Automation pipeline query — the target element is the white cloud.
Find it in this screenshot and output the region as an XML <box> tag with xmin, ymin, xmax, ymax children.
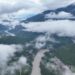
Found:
<box><xmin>35</xmin><ymin>35</ymin><xmax>46</xmax><ymax>49</ymax></box>
<box><xmin>0</xmin><ymin>44</ymin><xmax>23</xmax><ymax>64</ymax></box>
<box><xmin>24</xmin><ymin>20</ymin><xmax>75</xmax><ymax>37</ymax></box>
<box><xmin>40</xmin><ymin>0</ymin><xmax>75</xmax><ymax>9</ymax></box>
<box><xmin>58</xmin><ymin>12</ymin><xmax>72</xmax><ymax>17</ymax></box>
<box><xmin>0</xmin><ymin>44</ymin><xmax>27</xmax><ymax>75</ymax></box>
<box><xmin>35</xmin><ymin>40</ymin><xmax>46</xmax><ymax>49</ymax></box>
<box><xmin>46</xmin><ymin>57</ymin><xmax>75</xmax><ymax>75</ymax></box>
<box><xmin>18</xmin><ymin>56</ymin><xmax>27</xmax><ymax>65</ymax></box>
<box><xmin>0</xmin><ymin>0</ymin><xmax>33</xmax><ymax>14</ymax></box>
<box><xmin>34</xmin><ymin>34</ymin><xmax>59</xmax><ymax>49</ymax></box>
<box><xmin>0</xmin><ymin>0</ymin><xmax>75</xmax><ymax>19</ymax></box>
<box><xmin>0</xmin><ymin>44</ymin><xmax>23</xmax><ymax>75</ymax></box>
<box><xmin>12</xmin><ymin>8</ymin><xmax>43</xmax><ymax>20</ymax></box>
<box><xmin>46</xmin><ymin>11</ymin><xmax>73</xmax><ymax>18</ymax></box>
<box><xmin>0</xmin><ymin>0</ymin><xmax>44</xmax><ymax>20</ymax></box>
<box><xmin>0</xmin><ymin>19</ymin><xmax>20</xmax><ymax>29</ymax></box>
<box><xmin>0</xmin><ymin>0</ymin><xmax>43</xmax><ymax>14</ymax></box>
<box><xmin>1</xmin><ymin>56</ymin><xmax>27</xmax><ymax>75</ymax></box>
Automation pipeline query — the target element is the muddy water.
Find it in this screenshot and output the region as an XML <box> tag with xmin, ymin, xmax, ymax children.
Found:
<box><xmin>31</xmin><ymin>50</ymin><xmax>48</xmax><ymax>75</ymax></box>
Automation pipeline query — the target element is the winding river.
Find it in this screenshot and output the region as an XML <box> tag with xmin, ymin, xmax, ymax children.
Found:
<box><xmin>31</xmin><ymin>50</ymin><xmax>48</xmax><ymax>75</ymax></box>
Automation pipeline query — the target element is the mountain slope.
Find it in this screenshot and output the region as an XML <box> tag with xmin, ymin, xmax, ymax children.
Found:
<box><xmin>23</xmin><ymin>4</ymin><xmax>75</xmax><ymax>23</ymax></box>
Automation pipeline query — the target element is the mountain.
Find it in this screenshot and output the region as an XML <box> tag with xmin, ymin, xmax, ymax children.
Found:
<box><xmin>0</xmin><ymin>3</ymin><xmax>75</xmax><ymax>75</ymax></box>
<box><xmin>0</xmin><ymin>3</ymin><xmax>75</xmax><ymax>36</ymax></box>
<box><xmin>56</xmin><ymin>4</ymin><xmax>75</xmax><ymax>15</ymax></box>
<box><xmin>23</xmin><ymin>4</ymin><xmax>75</xmax><ymax>23</ymax></box>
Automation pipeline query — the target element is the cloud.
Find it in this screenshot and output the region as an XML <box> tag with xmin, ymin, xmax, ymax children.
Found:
<box><xmin>0</xmin><ymin>44</ymin><xmax>23</xmax><ymax>64</ymax></box>
<box><xmin>0</xmin><ymin>0</ymin><xmax>42</xmax><ymax>20</ymax></box>
<box><xmin>34</xmin><ymin>34</ymin><xmax>59</xmax><ymax>49</ymax></box>
<box><xmin>40</xmin><ymin>0</ymin><xmax>75</xmax><ymax>9</ymax></box>
<box><xmin>0</xmin><ymin>0</ymin><xmax>43</xmax><ymax>14</ymax></box>
<box><xmin>24</xmin><ymin>20</ymin><xmax>75</xmax><ymax>37</ymax></box>
<box><xmin>0</xmin><ymin>19</ymin><xmax>20</xmax><ymax>29</ymax></box>
<box><xmin>0</xmin><ymin>0</ymin><xmax>75</xmax><ymax>19</ymax></box>
<box><xmin>0</xmin><ymin>44</ymin><xmax>28</xmax><ymax>75</ymax></box>
<box><xmin>18</xmin><ymin>56</ymin><xmax>27</xmax><ymax>65</ymax></box>
<box><xmin>12</xmin><ymin>8</ymin><xmax>43</xmax><ymax>20</ymax></box>
<box><xmin>0</xmin><ymin>0</ymin><xmax>45</xmax><ymax>20</ymax></box>
<box><xmin>46</xmin><ymin>57</ymin><xmax>75</xmax><ymax>75</ymax></box>
<box><xmin>46</xmin><ymin>11</ymin><xmax>73</xmax><ymax>18</ymax></box>
<box><xmin>35</xmin><ymin>35</ymin><xmax>46</xmax><ymax>49</ymax></box>
<box><xmin>0</xmin><ymin>0</ymin><xmax>33</xmax><ymax>14</ymax></box>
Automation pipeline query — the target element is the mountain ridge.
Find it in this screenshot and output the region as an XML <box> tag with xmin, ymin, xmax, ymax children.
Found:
<box><xmin>22</xmin><ymin>4</ymin><xmax>75</xmax><ymax>23</ymax></box>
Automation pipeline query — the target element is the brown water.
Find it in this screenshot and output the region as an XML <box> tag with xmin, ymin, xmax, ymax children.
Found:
<box><xmin>31</xmin><ymin>50</ymin><xmax>48</xmax><ymax>75</ymax></box>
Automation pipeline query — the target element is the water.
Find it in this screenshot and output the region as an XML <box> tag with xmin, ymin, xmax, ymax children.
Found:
<box><xmin>31</xmin><ymin>50</ymin><xmax>48</xmax><ymax>75</ymax></box>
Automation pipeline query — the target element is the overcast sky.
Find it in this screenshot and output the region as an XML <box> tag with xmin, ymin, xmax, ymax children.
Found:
<box><xmin>0</xmin><ymin>0</ymin><xmax>75</xmax><ymax>20</ymax></box>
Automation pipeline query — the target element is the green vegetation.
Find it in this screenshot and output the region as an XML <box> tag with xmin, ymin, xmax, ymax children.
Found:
<box><xmin>40</xmin><ymin>63</ymin><xmax>55</xmax><ymax>75</ymax></box>
<box><xmin>54</xmin><ymin>43</ymin><xmax>75</xmax><ymax>66</ymax></box>
<box><xmin>0</xmin><ymin>36</ymin><xmax>34</xmax><ymax>44</ymax></box>
<box><xmin>41</xmin><ymin>42</ymin><xmax>75</xmax><ymax>75</ymax></box>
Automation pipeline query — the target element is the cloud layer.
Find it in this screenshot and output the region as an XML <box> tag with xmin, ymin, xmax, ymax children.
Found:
<box><xmin>24</xmin><ymin>20</ymin><xmax>75</xmax><ymax>37</ymax></box>
<box><xmin>0</xmin><ymin>0</ymin><xmax>75</xmax><ymax>19</ymax></box>
<box><xmin>0</xmin><ymin>44</ymin><xmax>22</xmax><ymax>65</ymax></box>
<box><xmin>46</xmin><ymin>11</ymin><xmax>73</xmax><ymax>18</ymax></box>
<box><xmin>41</xmin><ymin>0</ymin><xmax>75</xmax><ymax>9</ymax></box>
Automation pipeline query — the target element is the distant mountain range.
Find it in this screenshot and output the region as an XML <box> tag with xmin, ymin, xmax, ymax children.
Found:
<box><xmin>23</xmin><ymin>4</ymin><xmax>75</xmax><ymax>22</ymax></box>
<box><xmin>0</xmin><ymin>3</ymin><xmax>75</xmax><ymax>36</ymax></box>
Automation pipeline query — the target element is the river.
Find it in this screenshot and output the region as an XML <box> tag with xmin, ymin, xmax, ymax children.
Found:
<box><xmin>31</xmin><ymin>50</ymin><xmax>48</xmax><ymax>75</ymax></box>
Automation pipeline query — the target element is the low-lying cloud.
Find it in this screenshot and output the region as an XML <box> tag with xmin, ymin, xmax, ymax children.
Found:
<box><xmin>46</xmin><ymin>57</ymin><xmax>75</xmax><ymax>75</ymax></box>
<box><xmin>0</xmin><ymin>44</ymin><xmax>27</xmax><ymax>75</ymax></box>
<box><xmin>24</xmin><ymin>20</ymin><xmax>75</xmax><ymax>37</ymax></box>
<box><xmin>0</xmin><ymin>44</ymin><xmax>22</xmax><ymax>64</ymax></box>
<box><xmin>46</xmin><ymin>11</ymin><xmax>73</xmax><ymax>18</ymax></box>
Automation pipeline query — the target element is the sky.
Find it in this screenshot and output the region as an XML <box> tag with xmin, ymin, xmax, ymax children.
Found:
<box><xmin>0</xmin><ymin>0</ymin><xmax>75</xmax><ymax>20</ymax></box>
